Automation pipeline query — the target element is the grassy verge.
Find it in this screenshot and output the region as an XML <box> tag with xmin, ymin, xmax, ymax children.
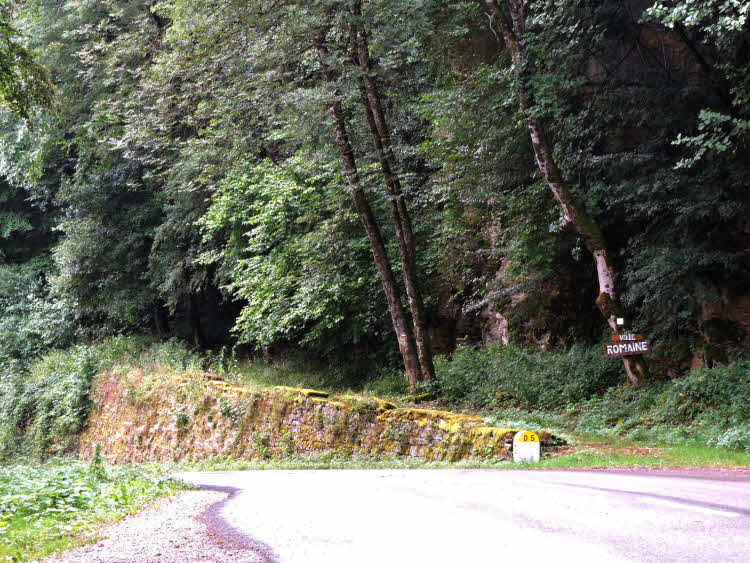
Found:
<box><xmin>0</xmin><ymin>457</ymin><xmax>187</xmax><ymax>562</ymax></box>
<box><xmin>160</xmin><ymin>438</ymin><xmax>750</xmax><ymax>473</ymax></box>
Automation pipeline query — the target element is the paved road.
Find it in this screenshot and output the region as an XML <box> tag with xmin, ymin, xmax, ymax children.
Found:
<box><xmin>177</xmin><ymin>469</ymin><xmax>750</xmax><ymax>563</ymax></box>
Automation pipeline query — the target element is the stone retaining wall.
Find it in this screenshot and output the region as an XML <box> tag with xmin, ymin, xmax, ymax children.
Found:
<box><xmin>79</xmin><ymin>368</ymin><xmax>560</xmax><ymax>463</ymax></box>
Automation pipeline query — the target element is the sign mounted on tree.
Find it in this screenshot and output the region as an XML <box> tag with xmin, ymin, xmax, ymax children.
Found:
<box><xmin>604</xmin><ymin>332</ymin><xmax>651</xmax><ymax>358</ymax></box>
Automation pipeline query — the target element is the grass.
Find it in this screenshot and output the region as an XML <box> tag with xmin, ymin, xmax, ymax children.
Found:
<box><xmin>0</xmin><ymin>456</ymin><xmax>188</xmax><ymax>562</ymax></box>
<box><xmin>223</xmin><ymin>360</ymin><xmax>335</xmax><ymax>391</ymax></box>
<box><xmin>158</xmin><ymin>437</ymin><xmax>750</xmax><ymax>473</ymax></box>
<box><xmin>658</xmin><ymin>443</ymin><xmax>750</xmax><ymax>467</ymax></box>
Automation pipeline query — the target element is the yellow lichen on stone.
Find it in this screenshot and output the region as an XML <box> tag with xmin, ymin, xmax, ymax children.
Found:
<box><xmin>332</xmin><ymin>394</ymin><xmax>397</xmax><ymax>413</ymax></box>
<box><xmin>309</xmin><ymin>396</ymin><xmax>354</xmax><ymax>411</ymax></box>
<box><xmin>379</xmin><ymin>408</ymin><xmax>481</xmax><ymax>423</ymax></box>
<box><xmin>465</xmin><ymin>426</ymin><xmax>516</xmax><ymax>439</ymax></box>
<box><xmin>78</xmin><ymin>366</ymin><xmax>561</xmax><ymax>464</ymax></box>
<box><xmin>272</xmin><ymin>386</ymin><xmax>312</xmax><ymax>399</ymax></box>
<box><xmin>299</xmin><ymin>388</ymin><xmax>329</xmax><ymax>398</ymax></box>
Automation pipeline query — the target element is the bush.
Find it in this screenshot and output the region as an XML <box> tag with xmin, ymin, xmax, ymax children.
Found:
<box><xmin>0</xmin><ymin>265</ymin><xmax>75</xmax><ymax>365</ymax></box>
<box><xmin>436</xmin><ymin>342</ymin><xmax>622</xmax><ymax>408</ymax></box>
<box><xmin>711</xmin><ymin>425</ymin><xmax>750</xmax><ymax>451</ymax></box>
<box><xmin>661</xmin><ymin>359</ymin><xmax>750</xmax><ymax>424</ymax></box>
<box><xmin>562</xmin><ymin>357</ymin><xmax>750</xmax><ymax>449</ymax></box>
<box><xmin>436</xmin><ymin>343</ymin><xmax>750</xmax><ymax>450</ymax></box>
<box><xmin>24</xmin><ymin>346</ymin><xmax>100</xmax><ymax>456</ymax></box>
<box><xmin>0</xmin><ymin>335</ymin><xmax>205</xmax><ymax>460</ymax></box>
<box><xmin>0</xmin><ymin>460</ymin><xmax>184</xmax><ymax>561</ymax></box>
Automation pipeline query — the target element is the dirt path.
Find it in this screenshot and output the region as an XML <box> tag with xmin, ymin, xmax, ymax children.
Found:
<box><xmin>38</xmin><ymin>490</ymin><xmax>269</xmax><ymax>562</ymax></box>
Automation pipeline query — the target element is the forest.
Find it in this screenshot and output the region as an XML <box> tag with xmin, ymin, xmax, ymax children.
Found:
<box><xmin>0</xmin><ymin>0</ymin><xmax>749</xmax><ymax>454</ymax></box>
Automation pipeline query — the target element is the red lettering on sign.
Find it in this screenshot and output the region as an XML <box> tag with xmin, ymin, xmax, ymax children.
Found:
<box><xmin>612</xmin><ymin>333</ymin><xmax>644</xmax><ymax>342</ymax></box>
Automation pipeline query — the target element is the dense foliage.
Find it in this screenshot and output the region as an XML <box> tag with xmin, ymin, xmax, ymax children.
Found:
<box><xmin>0</xmin><ymin>0</ymin><xmax>748</xmax><ymax>387</ymax></box>
<box><xmin>0</xmin><ymin>459</ymin><xmax>184</xmax><ymax>561</ymax></box>
<box><xmin>436</xmin><ymin>342</ymin><xmax>623</xmax><ymax>408</ymax></box>
<box><xmin>0</xmin><ymin>336</ymin><xmax>201</xmax><ymax>460</ymax></box>
<box><xmin>441</xmin><ymin>344</ymin><xmax>750</xmax><ymax>450</ymax></box>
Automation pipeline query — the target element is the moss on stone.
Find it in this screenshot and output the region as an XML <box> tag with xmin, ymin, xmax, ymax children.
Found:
<box><xmin>79</xmin><ymin>366</ymin><xmax>562</xmax><ymax>464</ymax></box>
<box><xmin>299</xmin><ymin>388</ymin><xmax>329</xmax><ymax>398</ymax></box>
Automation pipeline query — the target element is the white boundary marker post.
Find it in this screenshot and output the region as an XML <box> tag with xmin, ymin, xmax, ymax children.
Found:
<box><xmin>513</xmin><ymin>430</ymin><xmax>540</xmax><ymax>463</ymax></box>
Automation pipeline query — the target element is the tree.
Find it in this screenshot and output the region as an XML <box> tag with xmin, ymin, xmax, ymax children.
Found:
<box><xmin>315</xmin><ymin>28</ymin><xmax>423</xmax><ymax>388</ymax></box>
<box><xmin>644</xmin><ymin>0</ymin><xmax>749</xmax><ymax>166</ymax></box>
<box><xmin>348</xmin><ymin>0</ymin><xmax>435</xmax><ymax>381</ymax></box>
<box><xmin>0</xmin><ymin>0</ymin><xmax>53</xmax><ymax>119</ymax></box>
<box><xmin>148</xmin><ymin>0</ymin><xmax>432</xmax><ymax>385</ymax></box>
<box><xmin>199</xmin><ymin>158</ymin><xmax>384</xmax><ymax>356</ymax></box>
<box><xmin>485</xmin><ymin>0</ymin><xmax>649</xmax><ymax>386</ymax></box>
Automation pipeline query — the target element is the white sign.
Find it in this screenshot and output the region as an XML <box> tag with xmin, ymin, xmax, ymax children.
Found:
<box><xmin>513</xmin><ymin>430</ymin><xmax>540</xmax><ymax>463</ymax></box>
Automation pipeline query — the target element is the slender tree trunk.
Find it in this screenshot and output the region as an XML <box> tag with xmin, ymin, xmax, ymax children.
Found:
<box><xmin>348</xmin><ymin>3</ymin><xmax>435</xmax><ymax>382</ymax></box>
<box><xmin>153</xmin><ymin>301</ymin><xmax>170</xmax><ymax>338</ymax></box>
<box><xmin>485</xmin><ymin>0</ymin><xmax>648</xmax><ymax>387</ymax></box>
<box><xmin>315</xmin><ymin>32</ymin><xmax>422</xmax><ymax>389</ymax></box>
<box><xmin>185</xmin><ymin>291</ymin><xmax>207</xmax><ymax>350</ymax></box>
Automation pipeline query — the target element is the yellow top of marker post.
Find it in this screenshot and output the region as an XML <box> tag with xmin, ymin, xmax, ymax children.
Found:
<box><xmin>513</xmin><ymin>430</ymin><xmax>539</xmax><ymax>443</ymax></box>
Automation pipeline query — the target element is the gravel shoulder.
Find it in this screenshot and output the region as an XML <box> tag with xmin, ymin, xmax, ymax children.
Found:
<box><xmin>37</xmin><ymin>490</ymin><xmax>268</xmax><ymax>563</ymax></box>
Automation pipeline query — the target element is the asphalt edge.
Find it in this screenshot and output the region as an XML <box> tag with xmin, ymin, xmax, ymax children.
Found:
<box><xmin>196</xmin><ymin>484</ymin><xmax>279</xmax><ymax>563</ymax></box>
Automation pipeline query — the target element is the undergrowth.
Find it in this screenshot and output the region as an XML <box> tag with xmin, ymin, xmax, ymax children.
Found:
<box><xmin>436</xmin><ymin>345</ymin><xmax>750</xmax><ymax>452</ymax></box>
<box><xmin>0</xmin><ymin>336</ymin><xmax>203</xmax><ymax>461</ymax></box>
<box><xmin>2</xmin><ymin>334</ymin><xmax>749</xmax><ymax>464</ymax></box>
<box><xmin>209</xmin><ymin>348</ymin><xmax>399</xmax><ymax>394</ymax></box>
<box><xmin>0</xmin><ymin>455</ymin><xmax>186</xmax><ymax>561</ymax></box>
<box><xmin>435</xmin><ymin>342</ymin><xmax>623</xmax><ymax>408</ymax></box>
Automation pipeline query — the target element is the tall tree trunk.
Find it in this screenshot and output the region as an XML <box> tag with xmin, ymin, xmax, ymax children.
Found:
<box><xmin>185</xmin><ymin>291</ymin><xmax>207</xmax><ymax>350</ymax></box>
<box><xmin>315</xmin><ymin>32</ymin><xmax>422</xmax><ymax>389</ymax></box>
<box><xmin>349</xmin><ymin>3</ymin><xmax>435</xmax><ymax>382</ymax></box>
<box><xmin>485</xmin><ymin>0</ymin><xmax>648</xmax><ymax>387</ymax></box>
<box><xmin>153</xmin><ymin>300</ymin><xmax>170</xmax><ymax>338</ymax></box>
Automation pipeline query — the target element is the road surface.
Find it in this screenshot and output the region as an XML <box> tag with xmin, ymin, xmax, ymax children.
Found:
<box><xmin>177</xmin><ymin>469</ymin><xmax>750</xmax><ymax>563</ymax></box>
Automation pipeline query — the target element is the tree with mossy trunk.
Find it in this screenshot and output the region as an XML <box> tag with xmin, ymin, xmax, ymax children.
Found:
<box><xmin>484</xmin><ymin>0</ymin><xmax>648</xmax><ymax>387</ymax></box>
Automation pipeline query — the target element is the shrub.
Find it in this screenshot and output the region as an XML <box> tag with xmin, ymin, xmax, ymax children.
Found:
<box><xmin>0</xmin><ymin>460</ymin><xmax>184</xmax><ymax>561</ymax></box>
<box><xmin>0</xmin><ymin>335</ymin><xmax>204</xmax><ymax>460</ymax></box>
<box><xmin>436</xmin><ymin>342</ymin><xmax>622</xmax><ymax>408</ymax></box>
<box><xmin>711</xmin><ymin>425</ymin><xmax>750</xmax><ymax>451</ymax></box>
<box><xmin>560</xmin><ymin>357</ymin><xmax>750</xmax><ymax>448</ymax></box>
<box><xmin>661</xmin><ymin>359</ymin><xmax>750</xmax><ymax>424</ymax></box>
<box><xmin>0</xmin><ymin>346</ymin><xmax>101</xmax><ymax>459</ymax></box>
<box><xmin>0</xmin><ymin>265</ymin><xmax>75</xmax><ymax>365</ymax></box>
